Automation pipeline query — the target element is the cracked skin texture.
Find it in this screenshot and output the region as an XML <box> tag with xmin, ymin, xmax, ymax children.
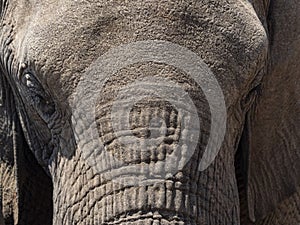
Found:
<box><xmin>0</xmin><ymin>0</ymin><xmax>299</xmax><ymax>224</ymax></box>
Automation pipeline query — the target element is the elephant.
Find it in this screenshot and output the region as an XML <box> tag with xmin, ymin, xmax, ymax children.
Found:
<box><xmin>0</xmin><ymin>0</ymin><xmax>299</xmax><ymax>224</ymax></box>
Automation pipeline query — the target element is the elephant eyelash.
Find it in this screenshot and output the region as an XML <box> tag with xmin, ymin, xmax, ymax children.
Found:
<box><xmin>18</xmin><ymin>63</ymin><xmax>41</xmax><ymax>89</ymax></box>
<box><xmin>22</xmin><ymin>72</ymin><xmax>37</xmax><ymax>88</ymax></box>
<box><xmin>20</xmin><ymin>72</ymin><xmax>45</xmax><ymax>96</ymax></box>
<box><xmin>19</xmin><ymin>71</ymin><xmax>56</xmax><ymax>122</ymax></box>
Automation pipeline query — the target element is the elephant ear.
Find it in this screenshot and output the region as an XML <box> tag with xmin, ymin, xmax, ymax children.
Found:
<box><xmin>0</xmin><ymin>72</ymin><xmax>19</xmax><ymax>224</ymax></box>
<box><xmin>243</xmin><ymin>0</ymin><xmax>300</xmax><ymax>222</ymax></box>
<box><xmin>0</xmin><ymin>0</ymin><xmax>9</xmax><ymax>19</ymax></box>
<box><xmin>0</xmin><ymin>71</ymin><xmax>53</xmax><ymax>225</ymax></box>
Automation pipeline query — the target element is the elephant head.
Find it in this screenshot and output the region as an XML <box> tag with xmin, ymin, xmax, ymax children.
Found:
<box><xmin>0</xmin><ymin>0</ymin><xmax>299</xmax><ymax>224</ymax></box>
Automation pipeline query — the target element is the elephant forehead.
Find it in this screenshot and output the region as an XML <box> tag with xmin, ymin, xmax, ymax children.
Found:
<box><xmin>16</xmin><ymin>0</ymin><xmax>267</xmax><ymax>103</ymax></box>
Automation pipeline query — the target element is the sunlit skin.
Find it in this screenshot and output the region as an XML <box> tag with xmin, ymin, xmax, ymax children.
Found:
<box><xmin>0</xmin><ymin>1</ymin><xmax>299</xmax><ymax>224</ymax></box>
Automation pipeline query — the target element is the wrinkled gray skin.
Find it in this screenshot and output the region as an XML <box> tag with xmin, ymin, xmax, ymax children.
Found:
<box><xmin>0</xmin><ymin>0</ymin><xmax>299</xmax><ymax>224</ymax></box>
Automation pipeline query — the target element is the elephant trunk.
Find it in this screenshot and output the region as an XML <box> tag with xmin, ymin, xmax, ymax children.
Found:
<box><xmin>51</xmin><ymin>63</ymin><xmax>239</xmax><ymax>224</ymax></box>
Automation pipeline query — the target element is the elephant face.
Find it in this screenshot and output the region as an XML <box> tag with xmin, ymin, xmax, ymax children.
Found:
<box><xmin>1</xmin><ymin>0</ymin><xmax>299</xmax><ymax>225</ymax></box>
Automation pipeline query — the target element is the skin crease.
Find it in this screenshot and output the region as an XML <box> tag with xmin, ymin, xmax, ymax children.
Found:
<box><xmin>0</xmin><ymin>0</ymin><xmax>299</xmax><ymax>225</ymax></box>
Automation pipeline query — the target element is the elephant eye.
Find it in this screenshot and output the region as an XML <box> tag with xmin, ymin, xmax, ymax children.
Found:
<box><xmin>22</xmin><ymin>73</ymin><xmax>36</xmax><ymax>88</ymax></box>
<box><xmin>20</xmin><ymin>72</ymin><xmax>55</xmax><ymax>122</ymax></box>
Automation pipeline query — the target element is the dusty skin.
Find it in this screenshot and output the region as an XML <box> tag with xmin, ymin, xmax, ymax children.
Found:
<box><xmin>0</xmin><ymin>0</ymin><xmax>299</xmax><ymax>224</ymax></box>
